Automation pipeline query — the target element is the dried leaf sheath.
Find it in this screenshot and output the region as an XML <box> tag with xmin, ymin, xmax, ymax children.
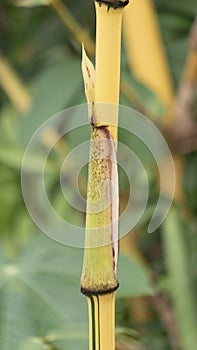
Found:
<box><xmin>81</xmin><ymin>125</ymin><xmax>119</xmax><ymax>294</ymax></box>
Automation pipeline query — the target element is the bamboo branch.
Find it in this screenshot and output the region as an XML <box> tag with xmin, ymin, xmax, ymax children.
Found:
<box><xmin>0</xmin><ymin>53</ymin><xmax>31</xmax><ymax>114</ymax></box>
<box><xmin>48</xmin><ymin>0</ymin><xmax>94</xmax><ymax>57</ymax></box>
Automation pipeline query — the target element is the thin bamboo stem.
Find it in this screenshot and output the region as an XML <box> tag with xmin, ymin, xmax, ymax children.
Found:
<box><xmin>0</xmin><ymin>53</ymin><xmax>31</xmax><ymax>113</ymax></box>
<box><xmin>49</xmin><ymin>0</ymin><xmax>94</xmax><ymax>57</ymax></box>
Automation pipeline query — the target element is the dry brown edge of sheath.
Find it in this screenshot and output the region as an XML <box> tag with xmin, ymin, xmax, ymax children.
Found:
<box><xmin>95</xmin><ymin>0</ymin><xmax>129</xmax><ymax>9</ymax></box>
<box><xmin>81</xmin><ymin>283</ymin><xmax>119</xmax><ymax>296</ymax></box>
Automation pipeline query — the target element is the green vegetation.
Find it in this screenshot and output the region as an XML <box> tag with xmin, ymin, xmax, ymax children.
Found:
<box><xmin>0</xmin><ymin>1</ymin><xmax>196</xmax><ymax>349</ymax></box>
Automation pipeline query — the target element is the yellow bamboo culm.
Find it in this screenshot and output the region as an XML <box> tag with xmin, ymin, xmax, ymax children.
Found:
<box><xmin>81</xmin><ymin>2</ymin><xmax>129</xmax><ymax>350</ymax></box>
<box><xmin>87</xmin><ymin>294</ymin><xmax>115</xmax><ymax>350</ymax></box>
<box><xmin>123</xmin><ymin>0</ymin><xmax>174</xmax><ymax>115</ymax></box>
<box><xmin>121</xmin><ymin>0</ymin><xmax>176</xmax><ymax>326</ymax></box>
<box><xmin>123</xmin><ymin>0</ymin><xmax>181</xmax><ymax>201</ymax></box>
<box><xmin>94</xmin><ymin>2</ymin><xmax>124</xmax><ymax>140</ymax></box>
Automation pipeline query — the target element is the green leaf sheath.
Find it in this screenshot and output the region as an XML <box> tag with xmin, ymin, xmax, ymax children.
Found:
<box><xmin>81</xmin><ymin>126</ymin><xmax>119</xmax><ymax>295</ymax></box>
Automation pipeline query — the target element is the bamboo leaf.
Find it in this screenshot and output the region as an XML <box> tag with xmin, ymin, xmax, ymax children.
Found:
<box><xmin>17</xmin><ymin>56</ymin><xmax>83</xmax><ymax>146</ymax></box>
<box><xmin>19</xmin><ymin>338</ymin><xmax>45</xmax><ymax>350</ymax></box>
<box><xmin>0</xmin><ymin>234</ymin><xmax>152</xmax><ymax>349</ymax></box>
<box><xmin>0</xmin><ymin>235</ymin><xmax>88</xmax><ymax>350</ymax></box>
<box><xmin>117</xmin><ymin>254</ymin><xmax>154</xmax><ymax>298</ymax></box>
<box><xmin>163</xmin><ymin>207</ymin><xmax>197</xmax><ymax>350</ymax></box>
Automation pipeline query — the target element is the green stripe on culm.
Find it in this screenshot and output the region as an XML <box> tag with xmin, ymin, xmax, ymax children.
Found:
<box><xmin>88</xmin><ymin>295</ymin><xmax>102</xmax><ymax>350</ymax></box>
<box><xmin>89</xmin><ymin>295</ymin><xmax>96</xmax><ymax>350</ymax></box>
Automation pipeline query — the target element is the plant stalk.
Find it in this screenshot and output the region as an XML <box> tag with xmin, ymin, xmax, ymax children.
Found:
<box><xmin>81</xmin><ymin>1</ymin><xmax>129</xmax><ymax>349</ymax></box>
<box><xmin>0</xmin><ymin>53</ymin><xmax>31</xmax><ymax>114</ymax></box>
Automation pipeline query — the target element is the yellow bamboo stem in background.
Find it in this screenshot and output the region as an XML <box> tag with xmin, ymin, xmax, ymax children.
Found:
<box><xmin>123</xmin><ymin>0</ymin><xmax>184</xmax><ymax>205</ymax></box>
<box><xmin>123</xmin><ymin>0</ymin><xmax>174</xmax><ymax>114</ymax></box>
<box><xmin>121</xmin><ymin>0</ymin><xmax>176</xmax><ymax>327</ymax></box>
<box><xmin>184</xmin><ymin>51</ymin><xmax>197</xmax><ymax>85</ymax></box>
<box><xmin>0</xmin><ymin>54</ymin><xmax>31</xmax><ymax>114</ymax></box>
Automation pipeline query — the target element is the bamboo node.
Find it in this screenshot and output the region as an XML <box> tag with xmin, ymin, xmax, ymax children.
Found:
<box><xmin>81</xmin><ymin>283</ymin><xmax>119</xmax><ymax>296</ymax></box>
<box><xmin>95</xmin><ymin>0</ymin><xmax>129</xmax><ymax>10</ymax></box>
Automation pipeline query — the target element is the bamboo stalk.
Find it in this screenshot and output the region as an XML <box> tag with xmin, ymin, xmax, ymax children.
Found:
<box><xmin>87</xmin><ymin>294</ymin><xmax>116</xmax><ymax>350</ymax></box>
<box><xmin>49</xmin><ymin>0</ymin><xmax>94</xmax><ymax>57</ymax></box>
<box><xmin>123</xmin><ymin>0</ymin><xmax>174</xmax><ymax>112</ymax></box>
<box><xmin>93</xmin><ymin>1</ymin><xmax>124</xmax><ymax>140</ymax></box>
<box><xmin>0</xmin><ymin>53</ymin><xmax>31</xmax><ymax>114</ymax></box>
<box><xmin>81</xmin><ymin>1</ymin><xmax>129</xmax><ymax>349</ymax></box>
<box><xmin>121</xmin><ymin>0</ymin><xmax>175</xmax><ymax>328</ymax></box>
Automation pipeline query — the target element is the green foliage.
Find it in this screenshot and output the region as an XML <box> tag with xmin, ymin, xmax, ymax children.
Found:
<box><xmin>117</xmin><ymin>254</ymin><xmax>153</xmax><ymax>298</ymax></box>
<box><xmin>183</xmin><ymin>153</ymin><xmax>197</xmax><ymax>213</ymax></box>
<box><xmin>163</xmin><ymin>207</ymin><xmax>197</xmax><ymax>350</ymax></box>
<box><xmin>0</xmin><ymin>235</ymin><xmax>152</xmax><ymax>350</ymax></box>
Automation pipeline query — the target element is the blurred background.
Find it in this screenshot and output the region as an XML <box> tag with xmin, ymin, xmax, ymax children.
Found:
<box><xmin>0</xmin><ymin>1</ymin><xmax>197</xmax><ymax>349</ymax></box>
